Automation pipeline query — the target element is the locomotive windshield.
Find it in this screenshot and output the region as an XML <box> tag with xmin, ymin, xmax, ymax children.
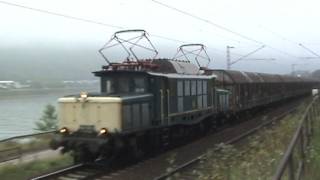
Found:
<box><xmin>104</xmin><ymin>76</ymin><xmax>147</xmax><ymax>95</ymax></box>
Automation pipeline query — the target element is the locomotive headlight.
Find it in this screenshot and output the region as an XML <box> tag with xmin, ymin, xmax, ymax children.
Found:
<box><xmin>59</xmin><ymin>127</ymin><xmax>69</xmax><ymax>134</ymax></box>
<box><xmin>80</xmin><ymin>92</ymin><xmax>88</xmax><ymax>98</ymax></box>
<box><xmin>99</xmin><ymin>128</ymin><xmax>108</xmax><ymax>135</ymax></box>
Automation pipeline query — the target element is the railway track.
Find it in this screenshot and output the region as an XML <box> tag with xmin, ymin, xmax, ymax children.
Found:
<box><xmin>31</xmin><ymin>163</ymin><xmax>106</xmax><ymax>180</ymax></box>
<box><xmin>30</xmin><ymin>98</ymin><xmax>305</xmax><ymax>180</ymax></box>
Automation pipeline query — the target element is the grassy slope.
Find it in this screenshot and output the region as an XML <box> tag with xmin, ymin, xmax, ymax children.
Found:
<box><xmin>171</xmin><ymin>100</ymin><xmax>310</xmax><ymax>179</ymax></box>
<box><xmin>305</xmin><ymin>111</ymin><xmax>320</xmax><ymax>180</ymax></box>
<box><xmin>0</xmin><ymin>153</ymin><xmax>73</xmax><ymax>180</ymax></box>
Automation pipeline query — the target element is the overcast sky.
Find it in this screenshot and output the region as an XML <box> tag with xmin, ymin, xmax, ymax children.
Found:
<box><xmin>1</xmin><ymin>0</ymin><xmax>320</xmax><ymax>73</ymax></box>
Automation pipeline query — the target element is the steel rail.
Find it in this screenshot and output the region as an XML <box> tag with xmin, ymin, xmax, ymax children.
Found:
<box><xmin>154</xmin><ymin>106</ymin><xmax>298</xmax><ymax>180</ymax></box>
<box><xmin>30</xmin><ymin>156</ymin><xmax>114</xmax><ymax>180</ymax></box>
<box><xmin>30</xmin><ymin>163</ymin><xmax>84</xmax><ymax>180</ymax></box>
<box><xmin>0</xmin><ymin>131</ymin><xmax>56</xmax><ymax>143</ymax></box>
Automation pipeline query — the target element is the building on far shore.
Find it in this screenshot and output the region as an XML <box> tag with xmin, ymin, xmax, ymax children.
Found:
<box><xmin>0</xmin><ymin>80</ymin><xmax>98</xmax><ymax>89</ymax></box>
<box><xmin>62</xmin><ymin>80</ymin><xmax>99</xmax><ymax>87</ymax></box>
<box><xmin>0</xmin><ymin>81</ymin><xmax>29</xmax><ymax>89</ymax></box>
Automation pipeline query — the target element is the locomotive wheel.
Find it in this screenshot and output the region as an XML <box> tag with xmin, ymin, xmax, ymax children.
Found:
<box><xmin>132</xmin><ymin>145</ymin><xmax>144</xmax><ymax>160</ymax></box>
<box><xmin>73</xmin><ymin>148</ymin><xmax>96</xmax><ymax>163</ymax></box>
<box><xmin>129</xmin><ymin>137</ymin><xmax>145</xmax><ymax>160</ymax></box>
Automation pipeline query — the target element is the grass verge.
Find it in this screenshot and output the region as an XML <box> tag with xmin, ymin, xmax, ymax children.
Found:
<box><xmin>305</xmin><ymin>109</ymin><xmax>320</xmax><ymax>180</ymax></box>
<box><xmin>0</xmin><ymin>133</ymin><xmax>53</xmax><ymax>162</ymax></box>
<box><xmin>170</xmin><ymin>100</ymin><xmax>310</xmax><ymax>179</ymax></box>
<box><xmin>0</xmin><ymin>153</ymin><xmax>73</xmax><ymax>180</ymax></box>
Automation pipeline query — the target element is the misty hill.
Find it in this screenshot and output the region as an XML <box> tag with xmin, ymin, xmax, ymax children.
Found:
<box><xmin>1</xmin><ymin>45</ymin><xmax>104</xmax><ymax>81</ymax></box>
<box><xmin>3</xmin><ymin>44</ymin><xmax>320</xmax><ymax>83</ymax></box>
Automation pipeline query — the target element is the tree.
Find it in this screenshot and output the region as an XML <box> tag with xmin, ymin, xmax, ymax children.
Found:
<box><xmin>35</xmin><ymin>104</ymin><xmax>58</xmax><ymax>131</ymax></box>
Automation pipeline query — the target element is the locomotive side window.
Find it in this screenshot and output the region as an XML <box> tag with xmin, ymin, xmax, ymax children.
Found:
<box><xmin>133</xmin><ymin>78</ymin><xmax>146</xmax><ymax>93</ymax></box>
<box><xmin>177</xmin><ymin>80</ymin><xmax>183</xmax><ymax>96</ymax></box>
<box><xmin>106</xmin><ymin>79</ymin><xmax>116</xmax><ymax>94</ymax></box>
<box><xmin>177</xmin><ymin>80</ymin><xmax>184</xmax><ymax>112</ymax></box>
<box><xmin>203</xmin><ymin>80</ymin><xmax>207</xmax><ymax>94</ymax></box>
<box><xmin>191</xmin><ymin>80</ymin><xmax>197</xmax><ymax>95</ymax></box>
<box><xmin>184</xmin><ymin>80</ymin><xmax>191</xmax><ymax>96</ymax></box>
<box><xmin>104</xmin><ymin>76</ymin><xmax>147</xmax><ymax>94</ymax></box>
<box><xmin>197</xmin><ymin>80</ymin><xmax>203</xmax><ymax>94</ymax></box>
<box><xmin>203</xmin><ymin>80</ymin><xmax>208</xmax><ymax>107</ymax></box>
<box><xmin>118</xmin><ymin>78</ymin><xmax>130</xmax><ymax>93</ymax></box>
<box><xmin>197</xmin><ymin>80</ymin><xmax>203</xmax><ymax>108</ymax></box>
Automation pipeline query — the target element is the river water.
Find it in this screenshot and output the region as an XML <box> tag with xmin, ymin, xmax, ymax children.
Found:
<box><xmin>0</xmin><ymin>87</ymin><xmax>98</xmax><ymax>140</ymax></box>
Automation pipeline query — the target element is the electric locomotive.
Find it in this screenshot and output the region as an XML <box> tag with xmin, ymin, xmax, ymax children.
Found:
<box><xmin>51</xmin><ymin>30</ymin><xmax>220</xmax><ymax>162</ymax></box>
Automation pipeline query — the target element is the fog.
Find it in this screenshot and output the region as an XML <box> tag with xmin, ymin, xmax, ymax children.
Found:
<box><xmin>1</xmin><ymin>0</ymin><xmax>320</xmax><ymax>81</ymax></box>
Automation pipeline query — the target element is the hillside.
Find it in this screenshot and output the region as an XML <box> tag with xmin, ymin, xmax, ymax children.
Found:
<box><xmin>0</xmin><ymin>45</ymin><xmax>103</xmax><ymax>81</ymax></box>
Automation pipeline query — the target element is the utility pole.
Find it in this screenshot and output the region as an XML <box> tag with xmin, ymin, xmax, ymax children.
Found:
<box><xmin>291</xmin><ymin>64</ymin><xmax>297</xmax><ymax>76</ymax></box>
<box><xmin>226</xmin><ymin>45</ymin><xmax>269</xmax><ymax>70</ymax></box>
<box><xmin>291</xmin><ymin>63</ymin><xmax>308</xmax><ymax>76</ymax></box>
<box><xmin>226</xmin><ymin>46</ymin><xmax>234</xmax><ymax>70</ymax></box>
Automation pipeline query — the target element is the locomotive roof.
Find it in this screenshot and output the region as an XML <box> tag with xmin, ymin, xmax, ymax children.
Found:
<box><xmin>94</xmin><ymin>58</ymin><xmax>203</xmax><ymax>75</ymax></box>
<box><xmin>151</xmin><ymin>59</ymin><xmax>200</xmax><ymax>74</ymax></box>
<box><xmin>93</xmin><ymin>58</ymin><xmax>217</xmax><ymax>79</ymax></box>
<box><xmin>94</xmin><ymin>70</ymin><xmax>215</xmax><ymax>79</ymax></box>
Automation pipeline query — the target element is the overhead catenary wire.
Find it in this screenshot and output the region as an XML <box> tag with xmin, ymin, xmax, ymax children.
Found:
<box><xmin>150</xmin><ymin>0</ymin><xmax>300</xmax><ymax>59</ymax></box>
<box><xmin>0</xmin><ymin>1</ymin><xmax>185</xmax><ymax>45</ymax></box>
<box><xmin>150</xmin><ymin>0</ymin><xmax>264</xmax><ymax>45</ymax></box>
<box><xmin>0</xmin><ymin>0</ymin><xmax>248</xmax><ymax>58</ymax></box>
<box><xmin>257</xmin><ymin>25</ymin><xmax>299</xmax><ymax>45</ymax></box>
<box><xmin>230</xmin><ymin>45</ymin><xmax>266</xmax><ymax>65</ymax></box>
<box><xmin>0</xmin><ymin>0</ymin><xmax>296</xmax><ymax>60</ymax></box>
<box><xmin>299</xmin><ymin>43</ymin><xmax>320</xmax><ymax>59</ymax></box>
<box><xmin>257</xmin><ymin>25</ymin><xmax>320</xmax><ymax>59</ymax></box>
<box><xmin>0</xmin><ymin>0</ymin><xmax>125</xmax><ymax>29</ymax></box>
<box><xmin>0</xmin><ymin>0</ymin><xmax>240</xmax><ymax>57</ymax></box>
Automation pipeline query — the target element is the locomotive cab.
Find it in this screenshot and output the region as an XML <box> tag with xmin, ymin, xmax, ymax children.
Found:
<box><xmin>53</xmin><ymin>71</ymin><xmax>154</xmax><ymax>159</ymax></box>
<box><xmin>100</xmin><ymin>72</ymin><xmax>149</xmax><ymax>95</ymax></box>
<box><xmin>57</xmin><ymin>71</ymin><xmax>152</xmax><ymax>135</ymax></box>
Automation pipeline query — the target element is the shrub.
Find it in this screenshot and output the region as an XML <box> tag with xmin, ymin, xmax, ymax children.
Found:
<box><xmin>34</xmin><ymin>104</ymin><xmax>57</xmax><ymax>131</ymax></box>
